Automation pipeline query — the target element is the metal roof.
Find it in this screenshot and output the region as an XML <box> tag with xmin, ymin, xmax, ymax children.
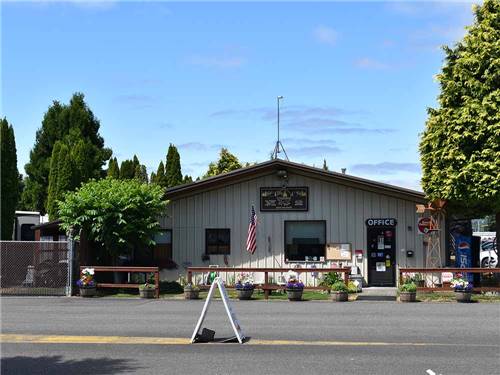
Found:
<box><xmin>166</xmin><ymin>159</ymin><xmax>426</xmax><ymax>202</ymax></box>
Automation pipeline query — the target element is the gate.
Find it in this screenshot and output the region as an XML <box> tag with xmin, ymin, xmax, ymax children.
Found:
<box><xmin>0</xmin><ymin>241</ymin><xmax>72</xmax><ymax>296</ymax></box>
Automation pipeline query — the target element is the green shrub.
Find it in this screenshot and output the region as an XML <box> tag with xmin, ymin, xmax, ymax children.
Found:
<box><xmin>320</xmin><ymin>272</ymin><xmax>342</xmax><ymax>288</ymax></box>
<box><xmin>160</xmin><ymin>281</ymin><xmax>183</xmax><ymax>294</ymax></box>
<box><xmin>347</xmin><ymin>281</ymin><xmax>358</xmax><ymax>294</ymax></box>
<box><xmin>399</xmin><ymin>282</ymin><xmax>417</xmax><ymax>293</ymax></box>
<box><xmin>331</xmin><ymin>281</ymin><xmax>348</xmax><ymax>292</ymax></box>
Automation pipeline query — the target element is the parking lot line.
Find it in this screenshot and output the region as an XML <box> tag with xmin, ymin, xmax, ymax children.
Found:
<box><xmin>1</xmin><ymin>334</ymin><xmax>498</xmax><ymax>348</ymax></box>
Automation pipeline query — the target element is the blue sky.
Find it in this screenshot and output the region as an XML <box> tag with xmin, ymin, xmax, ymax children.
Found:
<box><xmin>2</xmin><ymin>1</ymin><xmax>476</xmax><ymax>190</ymax></box>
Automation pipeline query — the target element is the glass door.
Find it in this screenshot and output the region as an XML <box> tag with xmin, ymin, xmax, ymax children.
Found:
<box><xmin>367</xmin><ymin>227</ymin><xmax>396</xmax><ymax>286</ymax></box>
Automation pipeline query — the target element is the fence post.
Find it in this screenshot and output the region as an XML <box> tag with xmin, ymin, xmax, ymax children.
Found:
<box><xmin>155</xmin><ymin>268</ymin><xmax>160</xmax><ymax>299</ymax></box>
<box><xmin>66</xmin><ymin>238</ymin><xmax>75</xmax><ymax>296</ymax></box>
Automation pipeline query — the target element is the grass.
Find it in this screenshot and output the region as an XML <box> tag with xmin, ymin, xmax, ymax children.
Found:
<box><xmin>416</xmin><ymin>291</ymin><xmax>500</xmax><ymax>303</ymax></box>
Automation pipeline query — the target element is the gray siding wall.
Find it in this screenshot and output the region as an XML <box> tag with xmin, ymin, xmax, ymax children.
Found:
<box><xmin>160</xmin><ymin>171</ymin><xmax>434</xmax><ymax>283</ymax></box>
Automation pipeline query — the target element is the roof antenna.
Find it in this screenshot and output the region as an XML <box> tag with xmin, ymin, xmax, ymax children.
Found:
<box><xmin>271</xmin><ymin>96</ymin><xmax>289</xmax><ymax>160</ymax></box>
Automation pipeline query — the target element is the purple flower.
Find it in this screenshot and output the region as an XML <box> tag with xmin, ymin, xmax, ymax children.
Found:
<box><xmin>286</xmin><ymin>281</ymin><xmax>304</xmax><ymax>290</ymax></box>
<box><xmin>235</xmin><ymin>281</ymin><xmax>254</xmax><ymax>290</ymax></box>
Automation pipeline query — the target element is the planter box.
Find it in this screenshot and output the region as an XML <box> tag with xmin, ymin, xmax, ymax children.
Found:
<box><xmin>236</xmin><ymin>289</ymin><xmax>254</xmax><ymax>300</ymax></box>
<box><xmin>455</xmin><ymin>291</ymin><xmax>472</xmax><ymax>303</ymax></box>
<box><xmin>79</xmin><ymin>287</ymin><xmax>96</xmax><ymax>298</ymax></box>
<box><xmin>184</xmin><ymin>290</ymin><xmax>199</xmax><ymax>300</ymax></box>
<box><xmin>332</xmin><ymin>291</ymin><xmax>348</xmax><ymax>302</ymax></box>
<box><xmin>139</xmin><ymin>288</ymin><xmax>155</xmax><ymax>299</ymax></box>
<box><xmin>400</xmin><ymin>291</ymin><xmax>416</xmax><ymax>302</ymax></box>
<box><xmin>286</xmin><ymin>289</ymin><xmax>303</xmax><ymax>301</ymax></box>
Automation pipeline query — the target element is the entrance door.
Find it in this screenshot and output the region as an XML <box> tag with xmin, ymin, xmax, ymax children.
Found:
<box><xmin>367</xmin><ymin>226</ymin><xmax>396</xmax><ymax>286</ymax></box>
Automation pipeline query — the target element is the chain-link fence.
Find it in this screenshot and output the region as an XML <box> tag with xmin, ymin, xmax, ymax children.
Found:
<box><xmin>0</xmin><ymin>241</ymin><xmax>72</xmax><ymax>296</ymax></box>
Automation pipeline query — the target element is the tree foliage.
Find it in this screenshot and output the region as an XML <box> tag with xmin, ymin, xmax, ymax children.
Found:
<box><xmin>22</xmin><ymin>93</ymin><xmax>111</xmax><ymax>213</ymax></box>
<box><xmin>165</xmin><ymin>144</ymin><xmax>182</xmax><ymax>188</ymax></box>
<box><xmin>58</xmin><ymin>178</ymin><xmax>167</xmax><ymax>261</ymax></box>
<box><xmin>151</xmin><ymin>161</ymin><xmax>166</xmax><ymax>187</ymax></box>
<box><xmin>1</xmin><ymin>118</ymin><xmax>19</xmax><ymax>239</ymax></box>
<box><xmin>419</xmin><ymin>0</ymin><xmax>500</xmax><ymax>216</ymax></box>
<box><xmin>107</xmin><ymin>157</ymin><xmax>120</xmax><ymax>179</ymax></box>
<box><xmin>204</xmin><ymin>148</ymin><xmax>242</xmax><ymax>178</ymax></box>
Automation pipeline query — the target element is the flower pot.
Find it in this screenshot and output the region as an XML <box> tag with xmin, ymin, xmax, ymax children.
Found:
<box><xmin>236</xmin><ymin>289</ymin><xmax>254</xmax><ymax>300</ymax></box>
<box><xmin>79</xmin><ymin>287</ymin><xmax>96</xmax><ymax>297</ymax></box>
<box><xmin>184</xmin><ymin>289</ymin><xmax>199</xmax><ymax>300</ymax></box>
<box><xmin>400</xmin><ymin>291</ymin><xmax>416</xmax><ymax>302</ymax></box>
<box><xmin>139</xmin><ymin>288</ymin><xmax>155</xmax><ymax>299</ymax></box>
<box><xmin>332</xmin><ymin>291</ymin><xmax>348</xmax><ymax>302</ymax></box>
<box><xmin>286</xmin><ymin>289</ymin><xmax>303</xmax><ymax>301</ymax></box>
<box><xmin>455</xmin><ymin>291</ymin><xmax>472</xmax><ymax>303</ymax></box>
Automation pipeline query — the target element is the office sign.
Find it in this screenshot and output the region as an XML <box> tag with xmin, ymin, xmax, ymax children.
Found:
<box><xmin>365</xmin><ymin>218</ymin><xmax>397</xmax><ymax>227</ymax></box>
<box><xmin>260</xmin><ymin>187</ymin><xmax>308</xmax><ymax>211</ymax></box>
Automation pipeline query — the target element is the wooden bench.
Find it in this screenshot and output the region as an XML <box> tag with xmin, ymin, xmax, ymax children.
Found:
<box><xmin>79</xmin><ymin>266</ymin><xmax>160</xmax><ymax>298</ymax></box>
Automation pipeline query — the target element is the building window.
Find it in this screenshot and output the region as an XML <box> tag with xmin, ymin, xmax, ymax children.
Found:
<box><xmin>20</xmin><ymin>224</ymin><xmax>35</xmax><ymax>241</ymax></box>
<box><xmin>206</xmin><ymin>229</ymin><xmax>230</xmax><ymax>255</ymax></box>
<box><xmin>285</xmin><ymin>221</ymin><xmax>326</xmax><ymax>261</ymax></box>
<box><xmin>153</xmin><ymin>229</ymin><xmax>173</xmax><ymax>260</ymax></box>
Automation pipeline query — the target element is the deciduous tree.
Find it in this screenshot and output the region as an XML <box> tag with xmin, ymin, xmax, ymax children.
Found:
<box><xmin>419</xmin><ymin>0</ymin><xmax>500</xmax><ymax>246</ymax></box>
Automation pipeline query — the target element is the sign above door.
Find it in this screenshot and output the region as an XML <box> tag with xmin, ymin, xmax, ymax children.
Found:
<box><xmin>365</xmin><ymin>218</ymin><xmax>397</xmax><ymax>227</ymax></box>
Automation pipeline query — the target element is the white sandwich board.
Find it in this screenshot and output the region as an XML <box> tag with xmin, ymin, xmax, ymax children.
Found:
<box><xmin>190</xmin><ymin>277</ymin><xmax>245</xmax><ymax>344</ymax></box>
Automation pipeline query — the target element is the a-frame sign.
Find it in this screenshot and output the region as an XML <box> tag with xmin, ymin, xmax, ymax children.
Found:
<box><xmin>190</xmin><ymin>277</ymin><xmax>245</xmax><ymax>344</ymax></box>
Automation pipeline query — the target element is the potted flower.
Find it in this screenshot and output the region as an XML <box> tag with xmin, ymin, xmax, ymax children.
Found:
<box><xmin>413</xmin><ymin>274</ymin><xmax>425</xmax><ymax>288</ymax></box>
<box><xmin>139</xmin><ymin>283</ymin><xmax>155</xmax><ymax>299</ymax></box>
<box><xmin>399</xmin><ymin>281</ymin><xmax>417</xmax><ymax>302</ymax></box>
<box><xmin>331</xmin><ymin>281</ymin><xmax>348</xmax><ymax>302</ymax></box>
<box><xmin>235</xmin><ymin>273</ymin><xmax>254</xmax><ymax>300</ymax></box>
<box><xmin>450</xmin><ymin>276</ymin><xmax>473</xmax><ymax>303</ymax></box>
<box><xmin>184</xmin><ymin>283</ymin><xmax>200</xmax><ymax>299</ymax></box>
<box><xmin>77</xmin><ymin>268</ymin><xmax>96</xmax><ymax>297</ymax></box>
<box><xmin>286</xmin><ymin>271</ymin><xmax>304</xmax><ymax>301</ymax></box>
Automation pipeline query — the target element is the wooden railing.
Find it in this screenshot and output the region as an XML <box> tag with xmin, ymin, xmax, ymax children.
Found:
<box><xmin>399</xmin><ymin>267</ymin><xmax>500</xmax><ymax>292</ymax></box>
<box><xmin>79</xmin><ymin>266</ymin><xmax>160</xmax><ymax>298</ymax></box>
<box><xmin>186</xmin><ymin>267</ymin><xmax>351</xmax><ymax>299</ymax></box>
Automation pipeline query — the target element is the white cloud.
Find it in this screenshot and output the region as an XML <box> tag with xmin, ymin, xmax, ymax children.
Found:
<box><xmin>313</xmin><ymin>25</ymin><xmax>338</xmax><ymax>46</ymax></box>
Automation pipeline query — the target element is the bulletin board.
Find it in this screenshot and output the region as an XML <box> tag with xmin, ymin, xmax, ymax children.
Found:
<box><xmin>326</xmin><ymin>243</ymin><xmax>352</xmax><ymax>261</ymax></box>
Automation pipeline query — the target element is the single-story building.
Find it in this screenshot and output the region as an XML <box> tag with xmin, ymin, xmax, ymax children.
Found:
<box><xmin>161</xmin><ymin>159</ymin><xmax>442</xmax><ymax>286</ymax></box>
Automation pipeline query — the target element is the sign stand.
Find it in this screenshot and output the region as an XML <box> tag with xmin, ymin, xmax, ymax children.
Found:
<box><xmin>190</xmin><ymin>277</ymin><xmax>245</xmax><ymax>344</ymax></box>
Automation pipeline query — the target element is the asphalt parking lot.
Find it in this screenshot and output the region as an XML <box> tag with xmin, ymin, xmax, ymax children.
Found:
<box><xmin>1</xmin><ymin>297</ymin><xmax>499</xmax><ymax>374</ymax></box>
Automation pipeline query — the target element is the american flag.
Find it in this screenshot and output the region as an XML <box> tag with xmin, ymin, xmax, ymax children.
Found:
<box><xmin>246</xmin><ymin>205</ymin><xmax>257</xmax><ymax>254</ymax></box>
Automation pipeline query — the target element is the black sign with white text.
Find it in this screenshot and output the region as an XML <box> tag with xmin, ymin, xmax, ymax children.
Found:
<box><xmin>260</xmin><ymin>187</ymin><xmax>309</xmax><ymax>211</ymax></box>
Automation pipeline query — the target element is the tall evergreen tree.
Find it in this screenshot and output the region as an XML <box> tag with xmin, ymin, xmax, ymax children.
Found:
<box><xmin>152</xmin><ymin>161</ymin><xmax>166</xmax><ymax>187</ymax></box>
<box><xmin>165</xmin><ymin>144</ymin><xmax>182</xmax><ymax>188</ymax></box>
<box><xmin>135</xmin><ymin>164</ymin><xmax>149</xmax><ymax>183</ymax></box>
<box><xmin>119</xmin><ymin>159</ymin><xmax>136</xmax><ymax>180</ymax></box>
<box><xmin>183</xmin><ymin>175</ymin><xmax>193</xmax><ymax>184</ymax></box>
<box><xmin>204</xmin><ymin>148</ymin><xmax>242</xmax><ymax>178</ymax></box>
<box><xmin>419</xmin><ymin>0</ymin><xmax>500</xmax><ymax>246</ymax></box>
<box><xmin>46</xmin><ymin>142</ymin><xmax>63</xmax><ymax>220</ymax></box>
<box><xmin>1</xmin><ymin>118</ymin><xmax>19</xmax><ymax>239</ymax></box>
<box><xmin>47</xmin><ymin>143</ymin><xmax>75</xmax><ymax>220</ymax></box>
<box><xmin>107</xmin><ymin>157</ymin><xmax>120</xmax><ymax>179</ymax></box>
<box><xmin>22</xmin><ymin>93</ymin><xmax>111</xmax><ymax>213</ymax></box>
